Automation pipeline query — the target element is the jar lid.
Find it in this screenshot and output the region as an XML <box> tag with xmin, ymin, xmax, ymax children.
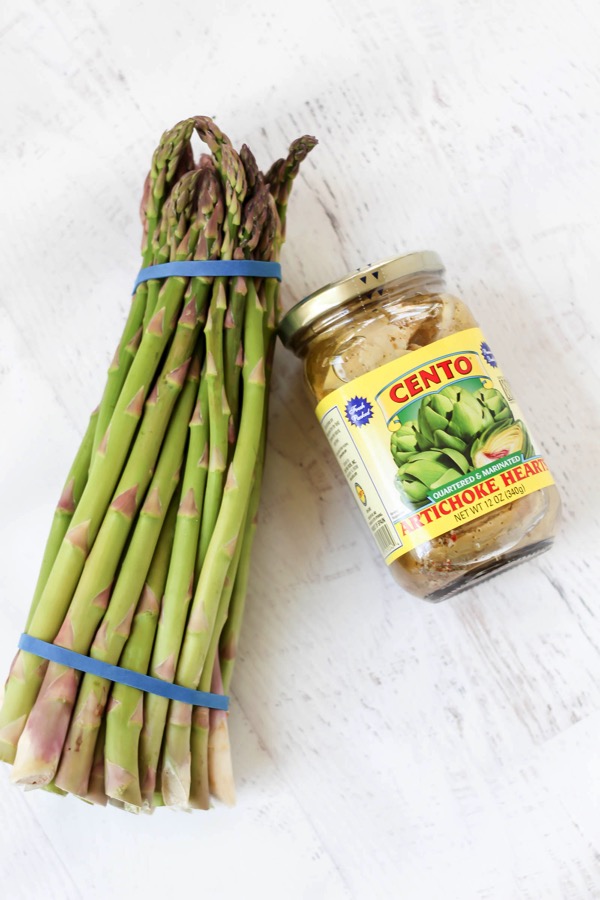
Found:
<box><xmin>278</xmin><ymin>250</ymin><xmax>445</xmax><ymax>347</ymax></box>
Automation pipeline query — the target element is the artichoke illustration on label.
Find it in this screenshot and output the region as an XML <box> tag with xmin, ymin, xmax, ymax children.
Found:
<box><xmin>390</xmin><ymin>375</ymin><xmax>533</xmax><ymax>506</ymax></box>
<box><xmin>471</xmin><ymin>420</ymin><xmax>533</xmax><ymax>469</ymax></box>
<box><xmin>396</xmin><ymin>448</ymin><xmax>470</xmax><ymax>503</ymax></box>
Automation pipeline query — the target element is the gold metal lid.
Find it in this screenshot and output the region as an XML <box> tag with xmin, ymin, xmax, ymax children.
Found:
<box><xmin>278</xmin><ymin>250</ymin><xmax>444</xmax><ymax>347</ymax></box>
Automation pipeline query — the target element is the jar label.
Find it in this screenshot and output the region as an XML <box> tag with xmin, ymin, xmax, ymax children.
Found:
<box><xmin>315</xmin><ymin>328</ymin><xmax>555</xmax><ymax>564</ymax></box>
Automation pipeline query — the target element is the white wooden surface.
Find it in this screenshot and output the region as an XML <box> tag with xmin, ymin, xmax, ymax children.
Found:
<box><xmin>1</xmin><ymin>0</ymin><xmax>599</xmax><ymax>897</ymax></box>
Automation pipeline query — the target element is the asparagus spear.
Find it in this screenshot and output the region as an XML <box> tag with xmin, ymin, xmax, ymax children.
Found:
<box><xmin>219</xmin><ymin>437</ymin><xmax>265</xmax><ymax>695</ymax></box>
<box><xmin>137</xmin><ymin>369</ymin><xmax>210</xmax><ymax>804</ymax></box>
<box><xmin>198</xmin><ymin>141</ymin><xmax>247</xmax><ymax>564</ymax></box>
<box><xmin>93</xmin><ymin>119</ymin><xmax>196</xmax><ymax>455</ymax></box>
<box><xmin>165</xmin><ymin>468</ymin><xmax>250</xmax><ymax>808</ymax></box>
<box><xmin>223</xmin><ymin>180</ymin><xmax>270</xmax><ymax>436</ymax></box>
<box><xmin>25</xmin><ymin>408</ymin><xmax>98</xmax><ymax>631</ymax></box>
<box><xmin>143</xmin><ymin>166</ymin><xmax>202</xmax><ymax>330</ymax></box>
<box><xmin>239</xmin><ymin>144</ymin><xmax>260</xmax><ymax>197</ymax></box>
<box><xmin>207</xmin><ymin>656</ymin><xmax>235</xmax><ymax>806</ymax></box>
<box><xmin>145</xmin><ymin>120</ymin><xmax>197</xmax><ymax>266</ymax></box>
<box><xmin>104</xmin><ymin>493</ymin><xmax>180</xmax><ymax>806</ymax></box>
<box><xmin>188</xmin><ymin>521</ymin><xmax>247</xmax><ymax>809</ymax></box>
<box><xmin>221</xmin><ymin>143</ymin><xmax>263</xmax><ymax>435</ymax></box>
<box><xmin>198</xmin><ymin>283</ymin><xmax>230</xmax><ymax>564</ymax></box>
<box><xmin>209</xmin><ymin>284</ymin><xmax>278</xmax><ymax>795</ymax></box>
<box><xmin>265</xmin><ymin>134</ymin><xmax>318</xmax><ymax>242</ymax></box>
<box><xmin>188</xmin><ymin>706</ymin><xmax>210</xmax><ymax>809</ymax></box>
<box><xmin>218</xmin><ymin>193</ymin><xmax>282</xmax><ymax>694</ymax></box>
<box><xmin>83</xmin><ymin>718</ymin><xmax>108</xmax><ymax>806</ymax></box>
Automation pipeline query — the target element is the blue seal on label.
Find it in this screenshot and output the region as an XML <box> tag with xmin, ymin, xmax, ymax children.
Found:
<box><xmin>481</xmin><ymin>342</ymin><xmax>497</xmax><ymax>367</ymax></box>
<box><xmin>345</xmin><ymin>396</ymin><xmax>373</xmax><ymax>426</ymax></box>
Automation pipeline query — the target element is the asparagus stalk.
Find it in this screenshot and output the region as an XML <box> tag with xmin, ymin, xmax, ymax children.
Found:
<box><xmin>53</xmin><ymin>359</ymin><xmax>199</xmax><ymax>795</ymax></box>
<box><xmin>207</xmin><ymin>656</ymin><xmax>235</xmax><ymax>806</ymax></box>
<box><xmin>5</xmin><ymin>402</ymin><xmax>96</xmax><ymax>787</ymax></box>
<box><xmin>221</xmin><ymin>143</ymin><xmax>259</xmax><ymax>432</ymax></box>
<box><xmin>93</xmin><ymin>119</ymin><xmax>196</xmax><ymax>454</ymax></box>
<box><xmin>219</xmin><ymin>438</ymin><xmax>265</xmax><ymax>694</ymax></box>
<box><xmin>188</xmin><ymin>519</ymin><xmax>247</xmax><ymax>809</ymax></box>
<box><xmin>83</xmin><ymin>718</ymin><xmax>108</xmax><ymax>806</ymax></box>
<box><xmin>143</xmin><ymin>166</ymin><xmax>202</xmax><ymax>330</ymax></box>
<box><xmin>25</xmin><ymin>408</ymin><xmax>98</xmax><ymax>631</ymax></box>
<box><xmin>137</xmin><ymin>368</ymin><xmax>210</xmax><ymax>804</ymax></box>
<box><xmin>239</xmin><ymin>144</ymin><xmax>260</xmax><ymax>197</ymax></box>
<box><xmin>218</xmin><ymin>194</ymin><xmax>283</xmax><ymax>694</ymax></box>
<box><xmin>265</xmin><ymin>135</ymin><xmax>318</xmax><ymax>242</ymax></box>
<box><xmin>198</xmin><ymin>282</ymin><xmax>230</xmax><ymax>564</ymax></box>
<box><xmin>0</xmin><ymin>169</ymin><xmax>213</xmax><ymax>765</ymax></box>
<box><xmin>207</xmin><ymin>226</ymin><xmax>281</xmax><ymax>800</ymax></box>
<box><xmin>188</xmin><ymin>707</ymin><xmax>210</xmax><ymax>809</ymax></box>
<box><xmin>104</xmin><ymin>493</ymin><xmax>180</xmax><ymax>806</ymax></box>
<box><xmin>208</xmin><ymin>287</ymin><xmax>278</xmax><ymax>796</ymax></box>
<box><xmin>198</xmin><ymin>140</ymin><xmax>247</xmax><ymax>564</ymax></box>
<box><xmin>145</xmin><ymin>120</ymin><xmax>197</xmax><ymax>266</ymax></box>
<box><xmin>166</xmin><ymin>497</ymin><xmax>248</xmax><ymax>809</ymax></box>
<box><xmin>223</xmin><ymin>181</ymin><xmax>270</xmax><ymax>435</ymax></box>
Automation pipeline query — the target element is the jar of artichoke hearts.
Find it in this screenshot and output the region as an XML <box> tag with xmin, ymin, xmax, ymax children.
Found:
<box><xmin>279</xmin><ymin>251</ymin><xmax>561</xmax><ymax>601</ymax></box>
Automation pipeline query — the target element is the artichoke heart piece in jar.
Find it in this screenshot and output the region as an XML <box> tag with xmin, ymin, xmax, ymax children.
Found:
<box><xmin>279</xmin><ymin>251</ymin><xmax>561</xmax><ymax>601</ymax></box>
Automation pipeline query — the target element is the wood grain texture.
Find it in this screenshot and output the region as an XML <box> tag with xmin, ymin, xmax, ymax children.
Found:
<box><xmin>0</xmin><ymin>0</ymin><xmax>599</xmax><ymax>897</ymax></box>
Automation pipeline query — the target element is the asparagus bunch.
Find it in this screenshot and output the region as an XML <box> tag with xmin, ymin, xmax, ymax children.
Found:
<box><xmin>0</xmin><ymin>116</ymin><xmax>316</xmax><ymax>811</ymax></box>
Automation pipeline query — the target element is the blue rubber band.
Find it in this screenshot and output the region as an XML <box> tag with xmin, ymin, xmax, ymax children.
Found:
<box><xmin>133</xmin><ymin>260</ymin><xmax>282</xmax><ymax>292</ymax></box>
<box><xmin>18</xmin><ymin>634</ymin><xmax>229</xmax><ymax>712</ymax></box>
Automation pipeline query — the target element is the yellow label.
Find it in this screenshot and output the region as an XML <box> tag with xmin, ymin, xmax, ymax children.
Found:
<box><xmin>315</xmin><ymin>328</ymin><xmax>555</xmax><ymax>563</ymax></box>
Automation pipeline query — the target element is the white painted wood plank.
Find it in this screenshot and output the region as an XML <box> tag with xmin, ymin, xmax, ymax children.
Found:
<box><xmin>0</xmin><ymin>0</ymin><xmax>599</xmax><ymax>897</ymax></box>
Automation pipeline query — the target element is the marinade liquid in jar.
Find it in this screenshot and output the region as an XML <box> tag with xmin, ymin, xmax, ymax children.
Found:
<box><xmin>279</xmin><ymin>251</ymin><xmax>561</xmax><ymax>601</ymax></box>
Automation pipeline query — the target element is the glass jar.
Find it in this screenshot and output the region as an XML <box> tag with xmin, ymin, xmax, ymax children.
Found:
<box><xmin>279</xmin><ymin>251</ymin><xmax>561</xmax><ymax>601</ymax></box>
